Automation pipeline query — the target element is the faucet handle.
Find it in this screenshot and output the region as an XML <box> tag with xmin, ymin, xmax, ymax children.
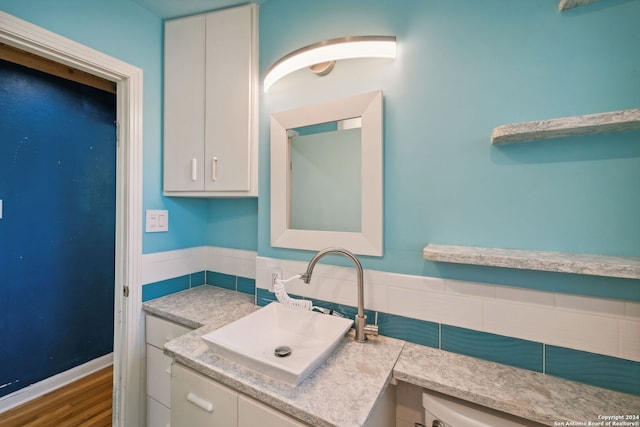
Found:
<box><xmin>355</xmin><ymin>315</ymin><xmax>379</xmax><ymax>342</ymax></box>
<box><xmin>299</xmin><ymin>272</ymin><xmax>311</xmax><ymax>283</ymax></box>
<box><xmin>363</xmin><ymin>323</ymin><xmax>379</xmax><ymax>337</ymax></box>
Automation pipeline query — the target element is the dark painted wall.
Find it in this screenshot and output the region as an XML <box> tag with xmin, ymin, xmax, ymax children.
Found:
<box><xmin>0</xmin><ymin>60</ymin><xmax>116</xmax><ymax>398</ymax></box>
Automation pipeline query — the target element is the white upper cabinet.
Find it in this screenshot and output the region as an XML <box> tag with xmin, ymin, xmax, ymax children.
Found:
<box><xmin>163</xmin><ymin>4</ymin><xmax>258</xmax><ymax>197</ymax></box>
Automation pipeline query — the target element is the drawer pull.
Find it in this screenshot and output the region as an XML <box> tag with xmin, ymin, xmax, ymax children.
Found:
<box><xmin>187</xmin><ymin>392</ymin><xmax>214</xmax><ymax>413</ymax></box>
<box><xmin>191</xmin><ymin>158</ymin><xmax>197</xmax><ymax>181</ymax></box>
<box><xmin>165</xmin><ymin>367</ymin><xmax>171</xmax><ymax>375</ymax></box>
<box><xmin>212</xmin><ymin>157</ymin><xmax>218</xmax><ymax>182</ymax></box>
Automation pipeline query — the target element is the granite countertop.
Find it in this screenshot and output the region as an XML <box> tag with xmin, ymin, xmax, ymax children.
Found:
<box><xmin>143</xmin><ymin>286</ymin><xmax>405</xmax><ymax>427</ymax></box>
<box><xmin>143</xmin><ymin>286</ymin><xmax>640</xmax><ymax>427</ymax></box>
<box><xmin>165</xmin><ymin>324</ymin><xmax>403</xmax><ymax>427</ymax></box>
<box><xmin>394</xmin><ymin>343</ymin><xmax>640</xmax><ymax>426</ymax></box>
<box><xmin>142</xmin><ymin>285</ymin><xmax>258</xmax><ymax>329</ymax></box>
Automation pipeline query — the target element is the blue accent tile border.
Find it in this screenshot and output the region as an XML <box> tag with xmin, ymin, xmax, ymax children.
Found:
<box><xmin>142</xmin><ymin>271</ymin><xmax>210</xmax><ymax>302</ymax></box>
<box><xmin>378</xmin><ymin>313</ymin><xmax>439</xmax><ymax>349</ymax></box>
<box><xmin>191</xmin><ymin>271</ymin><xmax>206</xmax><ymax>287</ymax></box>
<box><xmin>142</xmin><ymin>275</ymin><xmax>190</xmax><ymax>302</ymax></box>
<box><xmin>143</xmin><ymin>270</ymin><xmax>258</xmax><ymax>302</ymax></box>
<box><xmin>546</xmin><ymin>345</ymin><xmax>640</xmax><ymax>396</ymax></box>
<box><xmin>256</xmin><ymin>288</ymin><xmax>278</xmax><ymax>307</ymax></box>
<box><xmin>206</xmin><ymin>271</ymin><xmax>236</xmax><ymax>290</ymax></box>
<box><xmin>441</xmin><ymin>325</ymin><xmax>544</xmax><ymax>372</ymax></box>
<box><xmin>237</xmin><ymin>277</ymin><xmax>256</xmax><ymax>295</ymax></box>
<box><xmin>309</xmin><ymin>299</ymin><xmax>374</xmax><ymax>321</ymax></box>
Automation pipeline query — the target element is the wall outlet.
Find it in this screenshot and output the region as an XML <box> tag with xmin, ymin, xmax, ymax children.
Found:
<box><xmin>271</xmin><ymin>269</ymin><xmax>282</xmax><ymax>290</ymax></box>
<box><xmin>269</xmin><ymin>268</ymin><xmax>282</xmax><ymax>292</ymax></box>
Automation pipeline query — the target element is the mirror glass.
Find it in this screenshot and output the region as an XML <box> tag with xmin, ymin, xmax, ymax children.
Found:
<box><xmin>289</xmin><ymin>119</ymin><xmax>361</xmax><ymax>232</ymax></box>
<box><xmin>270</xmin><ymin>91</ymin><xmax>383</xmax><ymax>256</ymax></box>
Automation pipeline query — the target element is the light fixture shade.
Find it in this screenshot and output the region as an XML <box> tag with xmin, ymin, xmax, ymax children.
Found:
<box><xmin>264</xmin><ymin>35</ymin><xmax>396</xmax><ymax>92</ymax></box>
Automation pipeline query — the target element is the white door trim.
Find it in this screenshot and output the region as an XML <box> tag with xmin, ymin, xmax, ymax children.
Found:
<box><xmin>0</xmin><ymin>12</ymin><xmax>144</xmax><ymax>426</ymax></box>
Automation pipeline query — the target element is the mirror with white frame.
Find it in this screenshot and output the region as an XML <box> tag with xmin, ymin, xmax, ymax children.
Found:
<box><xmin>270</xmin><ymin>90</ymin><xmax>383</xmax><ymax>256</ymax></box>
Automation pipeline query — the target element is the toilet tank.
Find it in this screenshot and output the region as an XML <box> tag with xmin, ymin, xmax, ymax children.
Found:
<box><xmin>422</xmin><ymin>389</ymin><xmax>541</xmax><ymax>427</ymax></box>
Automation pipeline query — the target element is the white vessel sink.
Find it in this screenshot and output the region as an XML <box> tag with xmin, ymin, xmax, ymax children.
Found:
<box><xmin>201</xmin><ymin>302</ymin><xmax>353</xmax><ymax>385</ymax></box>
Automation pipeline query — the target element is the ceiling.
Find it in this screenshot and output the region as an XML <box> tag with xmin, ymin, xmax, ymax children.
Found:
<box><xmin>130</xmin><ymin>0</ymin><xmax>603</xmax><ymax>20</ymax></box>
<box><xmin>129</xmin><ymin>0</ymin><xmax>266</xmax><ymax>19</ymax></box>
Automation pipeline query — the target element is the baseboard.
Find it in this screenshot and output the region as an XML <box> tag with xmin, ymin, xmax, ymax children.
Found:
<box><xmin>0</xmin><ymin>353</ymin><xmax>114</xmax><ymax>413</ymax></box>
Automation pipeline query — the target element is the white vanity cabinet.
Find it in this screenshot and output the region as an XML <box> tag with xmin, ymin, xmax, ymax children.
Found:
<box><xmin>238</xmin><ymin>395</ymin><xmax>308</xmax><ymax>427</ymax></box>
<box><xmin>146</xmin><ymin>315</ymin><xmax>192</xmax><ymax>427</ymax></box>
<box><xmin>163</xmin><ymin>4</ymin><xmax>258</xmax><ymax>197</ymax></box>
<box><xmin>171</xmin><ymin>364</ymin><xmax>237</xmax><ymax>427</ymax></box>
<box><xmin>171</xmin><ymin>363</ymin><xmax>309</xmax><ymax>427</ymax></box>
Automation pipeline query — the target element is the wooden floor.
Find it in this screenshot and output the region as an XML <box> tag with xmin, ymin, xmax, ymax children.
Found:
<box><xmin>0</xmin><ymin>366</ymin><xmax>113</xmax><ymax>427</ymax></box>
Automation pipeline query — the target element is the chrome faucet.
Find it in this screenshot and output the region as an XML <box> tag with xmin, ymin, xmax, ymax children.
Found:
<box><xmin>300</xmin><ymin>248</ymin><xmax>379</xmax><ymax>343</ymax></box>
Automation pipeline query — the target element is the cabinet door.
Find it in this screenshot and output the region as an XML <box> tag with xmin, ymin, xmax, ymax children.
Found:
<box><xmin>148</xmin><ymin>396</ymin><xmax>171</xmax><ymax>427</ymax></box>
<box><xmin>147</xmin><ymin>345</ymin><xmax>173</xmax><ymax>408</ymax></box>
<box><xmin>172</xmin><ymin>364</ymin><xmax>238</xmax><ymax>427</ymax></box>
<box><xmin>238</xmin><ymin>395</ymin><xmax>309</xmax><ymax>427</ymax></box>
<box><xmin>164</xmin><ymin>14</ymin><xmax>206</xmax><ymax>192</ymax></box>
<box><xmin>204</xmin><ymin>5</ymin><xmax>256</xmax><ymax>192</ymax></box>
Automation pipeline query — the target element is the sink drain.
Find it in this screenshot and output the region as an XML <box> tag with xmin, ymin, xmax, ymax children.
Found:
<box><xmin>274</xmin><ymin>345</ymin><xmax>292</xmax><ymax>358</ymax></box>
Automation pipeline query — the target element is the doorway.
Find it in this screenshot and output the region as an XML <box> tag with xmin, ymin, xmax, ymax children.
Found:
<box><xmin>0</xmin><ymin>11</ymin><xmax>144</xmax><ymax>426</ymax></box>
<box><xmin>0</xmin><ymin>54</ymin><xmax>116</xmax><ymax>400</ymax></box>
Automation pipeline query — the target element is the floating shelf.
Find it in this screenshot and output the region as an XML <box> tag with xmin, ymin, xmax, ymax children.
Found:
<box><xmin>491</xmin><ymin>108</ymin><xmax>640</xmax><ymax>145</ymax></box>
<box><xmin>423</xmin><ymin>244</ymin><xmax>640</xmax><ymax>279</ymax></box>
<box><xmin>559</xmin><ymin>0</ymin><xmax>599</xmax><ymax>11</ymax></box>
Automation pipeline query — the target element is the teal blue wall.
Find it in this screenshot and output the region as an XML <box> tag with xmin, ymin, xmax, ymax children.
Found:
<box><xmin>206</xmin><ymin>199</ymin><xmax>259</xmax><ymax>250</ymax></box>
<box><xmin>0</xmin><ymin>0</ymin><xmax>209</xmax><ymax>254</ymax></box>
<box><xmin>2</xmin><ymin>0</ymin><xmax>638</xmax><ymax>300</ymax></box>
<box><xmin>257</xmin><ymin>0</ymin><xmax>640</xmax><ymax>300</ymax></box>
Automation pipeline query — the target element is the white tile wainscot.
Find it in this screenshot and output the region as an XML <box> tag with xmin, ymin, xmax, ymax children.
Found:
<box><xmin>423</xmin><ymin>244</ymin><xmax>640</xmax><ymax>279</ymax></box>
<box><xmin>490</xmin><ymin>108</ymin><xmax>640</xmax><ymax>144</ymax></box>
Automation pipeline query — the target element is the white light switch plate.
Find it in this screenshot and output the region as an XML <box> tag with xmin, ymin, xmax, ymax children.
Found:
<box><xmin>146</xmin><ymin>209</ymin><xmax>169</xmax><ymax>232</ymax></box>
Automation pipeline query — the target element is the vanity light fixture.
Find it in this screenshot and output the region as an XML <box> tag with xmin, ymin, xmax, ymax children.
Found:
<box><xmin>264</xmin><ymin>35</ymin><xmax>397</xmax><ymax>92</ymax></box>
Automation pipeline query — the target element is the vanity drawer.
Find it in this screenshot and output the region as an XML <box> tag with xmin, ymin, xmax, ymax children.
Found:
<box><xmin>238</xmin><ymin>395</ymin><xmax>308</xmax><ymax>427</ymax></box>
<box><xmin>146</xmin><ymin>315</ymin><xmax>191</xmax><ymax>348</ymax></box>
<box><xmin>171</xmin><ymin>363</ymin><xmax>238</xmax><ymax>427</ymax></box>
